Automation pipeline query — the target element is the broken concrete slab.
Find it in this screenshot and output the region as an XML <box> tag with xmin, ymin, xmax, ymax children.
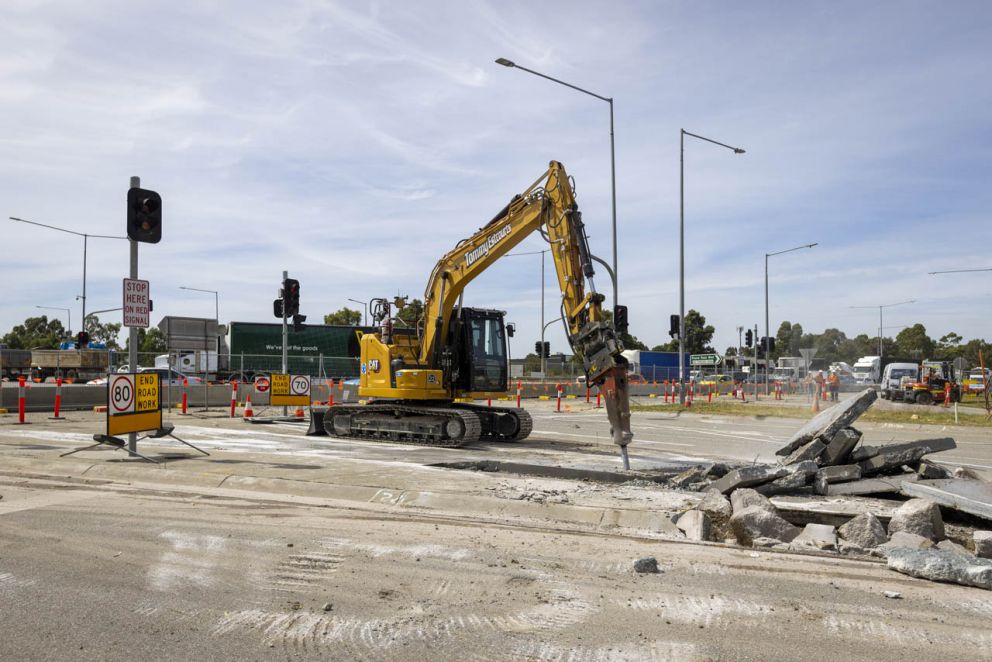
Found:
<box><xmin>776</xmin><ymin>388</ymin><xmax>877</xmax><ymax>457</ymax></box>
<box><xmin>675</xmin><ymin>510</ymin><xmax>711</xmax><ymax>541</ymax></box>
<box><xmin>669</xmin><ymin>464</ymin><xmax>712</xmax><ymax>489</ymax></box>
<box><xmin>850</xmin><ymin>445</ymin><xmax>879</xmax><ymax>462</ymax></box>
<box><xmin>813</xmin><ymin>465</ymin><xmax>862</xmax><ymax>495</ymax></box>
<box><xmin>937</xmin><ymin>539</ymin><xmax>974</xmax><ymax>558</ymax></box>
<box><xmin>887</xmin><ymin>547</ymin><xmax>992</xmax><ymax>590</ymax></box>
<box><xmin>755</xmin><ymin>471</ymin><xmax>812</xmax><ymax>497</ymax></box>
<box><xmin>770</xmin><ymin>495</ymin><xmax>898</xmax><ymax>528</ymax></box>
<box><xmin>974</xmin><ymin>531</ymin><xmax>992</xmax><ymax>559</ymax></box>
<box><xmin>820</xmin><ymin>427</ymin><xmax>863</xmax><ymax>466</ymax></box>
<box><xmin>888</xmin><ymin>498</ymin><xmax>945</xmax><ymax>541</ymax></box>
<box><xmin>782</xmin><ymin>439</ymin><xmax>825</xmax><ymax>466</ymax></box>
<box><xmin>916</xmin><ymin>459</ymin><xmax>953</xmax><ymax>480</ymax></box>
<box><xmin>858</xmin><ymin>438</ymin><xmax>957</xmax><ymax>476</ymax></box>
<box><xmin>900</xmin><ymin>479</ymin><xmax>992</xmax><ymax>522</ymax></box>
<box><xmin>838</xmin><ymin>512</ymin><xmax>887</xmax><ymax>549</ymax></box>
<box><xmin>708</xmin><ymin>465</ymin><xmax>789</xmax><ymax>495</ymax></box>
<box><xmin>877</xmin><ymin>531</ymin><xmax>936</xmax><ymax>557</ymax></box>
<box><xmin>822</xmin><ymin>474</ymin><xmax>919</xmax><ymax>496</ymax></box>
<box><xmin>731</xmin><ymin>488</ymin><xmax>776</xmax><ymax>513</ymax></box>
<box><xmin>696</xmin><ymin>491</ymin><xmax>733</xmax><ymax>541</ymax></box>
<box><xmin>730</xmin><ymin>506</ymin><xmax>800</xmax><ymax>547</ymax></box>
<box><xmin>791</xmin><ymin>523</ymin><xmax>838</xmax><ymax>551</ymax></box>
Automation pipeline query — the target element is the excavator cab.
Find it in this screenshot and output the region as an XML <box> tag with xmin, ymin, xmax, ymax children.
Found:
<box><xmin>446</xmin><ymin>307</ymin><xmax>508</xmax><ymax>394</ymax></box>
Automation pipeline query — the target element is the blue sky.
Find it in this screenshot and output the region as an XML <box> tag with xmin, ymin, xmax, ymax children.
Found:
<box><xmin>2</xmin><ymin>1</ymin><xmax>990</xmax><ymax>355</ymax></box>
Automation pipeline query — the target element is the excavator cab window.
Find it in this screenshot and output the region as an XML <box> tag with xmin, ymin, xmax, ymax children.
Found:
<box><xmin>449</xmin><ymin>308</ymin><xmax>507</xmax><ymax>392</ymax></box>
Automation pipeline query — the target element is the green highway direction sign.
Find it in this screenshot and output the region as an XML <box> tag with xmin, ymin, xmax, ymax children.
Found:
<box><xmin>690</xmin><ymin>353</ymin><xmax>721</xmax><ymax>366</ymax></box>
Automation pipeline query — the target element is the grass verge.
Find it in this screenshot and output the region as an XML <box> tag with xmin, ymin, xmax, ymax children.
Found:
<box><xmin>631</xmin><ymin>401</ymin><xmax>992</xmax><ymax>428</ymax></box>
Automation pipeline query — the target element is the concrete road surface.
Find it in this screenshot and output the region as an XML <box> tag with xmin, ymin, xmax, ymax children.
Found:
<box><xmin>1</xmin><ymin>401</ymin><xmax>991</xmax><ymax>660</ymax></box>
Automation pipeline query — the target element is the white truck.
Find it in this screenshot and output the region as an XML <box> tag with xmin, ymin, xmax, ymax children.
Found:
<box><xmin>771</xmin><ymin>356</ymin><xmax>804</xmax><ymax>383</ymax></box>
<box><xmin>879</xmin><ymin>362</ymin><xmax>918</xmax><ymax>399</ymax></box>
<box><xmin>852</xmin><ymin>356</ymin><xmax>881</xmax><ymax>384</ymax></box>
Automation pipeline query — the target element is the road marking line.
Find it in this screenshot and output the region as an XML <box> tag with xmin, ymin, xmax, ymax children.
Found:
<box><xmin>531</xmin><ymin>430</ymin><xmax>694</xmax><ymax>446</ymax></box>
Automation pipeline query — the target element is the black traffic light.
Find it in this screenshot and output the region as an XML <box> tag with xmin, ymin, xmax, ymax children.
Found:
<box><xmin>282</xmin><ymin>278</ymin><xmax>300</xmax><ymax>316</ymax></box>
<box><xmin>543</xmin><ymin>341</ymin><xmax>550</xmax><ymax>358</ymax></box>
<box><xmin>75</xmin><ymin>331</ymin><xmax>90</xmax><ymax>349</ymax></box>
<box><xmin>273</xmin><ymin>298</ymin><xmax>284</xmax><ymax>319</ymax></box>
<box><xmin>292</xmin><ymin>314</ymin><xmax>307</xmax><ymax>332</ymax></box>
<box><xmin>669</xmin><ymin>314</ymin><xmax>680</xmax><ymax>339</ymax></box>
<box><xmin>535</xmin><ymin>341</ymin><xmax>542</xmax><ymax>356</ymax></box>
<box><xmin>534</xmin><ymin>341</ymin><xmax>550</xmax><ymax>357</ymax></box>
<box><xmin>613</xmin><ymin>305</ymin><xmax>628</xmax><ymax>335</ymax></box>
<box><xmin>745</xmin><ymin>329</ymin><xmax>753</xmax><ymax>348</ymax></box>
<box><xmin>126</xmin><ymin>188</ymin><xmax>162</xmax><ymax>243</ymax></box>
<box><xmin>766</xmin><ymin>337</ymin><xmax>776</xmax><ymax>353</ymax></box>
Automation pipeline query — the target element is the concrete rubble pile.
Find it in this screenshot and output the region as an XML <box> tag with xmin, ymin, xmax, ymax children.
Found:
<box><xmin>665</xmin><ymin>388</ymin><xmax>992</xmax><ymax>589</ymax></box>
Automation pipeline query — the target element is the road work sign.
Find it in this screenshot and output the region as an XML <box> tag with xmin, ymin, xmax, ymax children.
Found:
<box><xmin>107</xmin><ymin>372</ymin><xmax>161</xmax><ymax>436</ymax></box>
<box><xmin>122</xmin><ymin>278</ymin><xmax>150</xmax><ymax>328</ymax></box>
<box><xmin>270</xmin><ymin>373</ymin><xmax>310</xmax><ymax>406</ymax></box>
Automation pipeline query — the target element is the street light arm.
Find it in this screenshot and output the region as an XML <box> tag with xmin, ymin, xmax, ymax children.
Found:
<box><xmin>767</xmin><ymin>242</ymin><xmax>818</xmax><ymax>258</ymax></box>
<box><xmin>682</xmin><ymin>130</ymin><xmax>745</xmax><ymax>154</ymax></box>
<box><xmin>494</xmin><ymin>58</ymin><xmax>610</xmax><ymax>102</ymax></box>
<box><xmin>929</xmin><ymin>267</ymin><xmax>992</xmax><ymax>275</ymax></box>
<box><xmin>9</xmin><ymin>217</ymin><xmax>124</xmax><ymax>240</ymax></box>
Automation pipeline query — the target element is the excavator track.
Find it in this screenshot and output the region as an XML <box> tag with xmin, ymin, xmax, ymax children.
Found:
<box><xmin>451</xmin><ymin>404</ymin><xmax>533</xmax><ymax>442</ymax></box>
<box><xmin>322</xmin><ymin>403</ymin><xmax>482</xmax><ymax>448</ymax></box>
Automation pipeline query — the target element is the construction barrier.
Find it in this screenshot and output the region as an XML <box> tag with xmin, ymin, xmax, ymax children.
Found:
<box><xmin>18</xmin><ymin>376</ymin><xmax>27</xmax><ymax>424</ymax></box>
<box><xmin>51</xmin><ymin>377</ymin><xmax>64</xmax><ymax>420</ymax></box>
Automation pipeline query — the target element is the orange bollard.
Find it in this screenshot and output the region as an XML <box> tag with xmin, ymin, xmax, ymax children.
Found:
<box><xmin>516</xmin><ymin>380</ymin><xmax>522</xmax><ymax>409</ymax></box>
<box><xmin>230</xmin><ymin>380</ymin><xmax>238</xmax><ymax>418</ymax></box>
<box><xmin>328</xmin><ymin>379</ymin><xmax>335</xmax><ymax>407</ymax></box>
<box><xmin>596</xmin><ymin>391</ymin><xmax>602</xmax><ymax>408</ymax></box>
<box><xmin>943</xmin><ymin>383</ymin><xmax>951</xmax><ymax>408</ymax></box>
<box><xmin>51</xmin><ymin>376</ymin><xmax>64</xmax><ymax>420</ymax></box>
<box><xmin>556</xmin><ymin>383</ymin><xmax>562</xmax><ymax>412</ymax></box>
<box><xmin>708</xmin><ymin>385</ymin><xmax>713</xmax><ymax>403</ymax></box>
<box><xmin>181</xmin><ymin>378</ymin><xmax>189</xmax><ymax>415</ymax></box>
<box><xmin>488</xmin><ymin>398</ymin><xmax>492</xmax><ymax>407</ymax></box>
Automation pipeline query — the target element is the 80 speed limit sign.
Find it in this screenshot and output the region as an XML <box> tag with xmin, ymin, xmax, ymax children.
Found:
<box><xmin>107</xmin><ymin>372</ymin><xmax>162</xmax><ymax>436</ymax></box>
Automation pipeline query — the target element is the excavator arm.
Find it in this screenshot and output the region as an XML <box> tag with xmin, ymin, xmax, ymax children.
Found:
<box><xmin>420</xmin><ymin>161</ymin><xmax>632</xmax><ymax>448</ymax></box>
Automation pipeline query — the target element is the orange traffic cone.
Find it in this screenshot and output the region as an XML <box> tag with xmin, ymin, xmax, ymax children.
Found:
<box><xmin>243</xmin><ymin>393</ymin><xmax>254</xmax><ymax>418</ymax></box>
<box><xmin>294</xmin><ymin>406</ymin><xmax>306</xmax><ymax>418</ymax></box>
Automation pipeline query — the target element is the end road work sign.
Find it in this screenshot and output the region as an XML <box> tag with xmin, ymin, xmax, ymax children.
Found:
<box><xmin>123</xmin><ymin>278</ymin><xmax>151</xmax><ymax>328</ymax></box>
<box><xmin>270</xmin><ymin>374</ymin><xmax>311</xmax><ymax>407</ymax></box>
<box><xmin>107</xmin><ymin>372</ymin><xmax>162</xmax><ymax>436</ymax></box>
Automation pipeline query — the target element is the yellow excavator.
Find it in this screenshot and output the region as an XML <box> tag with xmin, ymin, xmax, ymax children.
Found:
<box><xmin>317</xmin><ymin>161</ymin><xmax>632</xmax><ymax>458</ymax></box>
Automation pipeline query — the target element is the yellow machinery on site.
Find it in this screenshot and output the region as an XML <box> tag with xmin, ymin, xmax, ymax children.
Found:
<box><xmin>318</xmin><ymin>161</ymin><xmax>632</xmax><ymax>460</ymax></box>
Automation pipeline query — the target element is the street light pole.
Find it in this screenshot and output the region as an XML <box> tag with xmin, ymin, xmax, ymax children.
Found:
<box><xmin>764</xmin><ymin>243</ymin><xmax>817</xmax><ymax>394</ymax></box>
<box><xmin>347</xmin><ymin>298</ymin><xmax>369</xmax><ymax>326</ymax></box>
<box><xmin>494</xmin><ymin>57</ymin><xmax>618</xmax><ymax>311</ymax></box>
<box><xmin>849</xmin><ymin>299</ymin><xmax>915</xmax><ymax>362</ymax></box>
<box><xmin>36</xmin><ymin>306</ymin><xmax>71</xmax><ymax>337</ymax></box>
<box><xmin>10</xmin><ymin>217</ymin><xmax>126</xmax><ymax>334</ymax></box>
<box><xmin>679</xmin><ymin>129</ymin><xmax>745</xmax><ymax>404</ymax></box>
<box><xmin>179</xmin><ymin>286</ymin><xmax>221</xmax><ymax>365</ymax></box>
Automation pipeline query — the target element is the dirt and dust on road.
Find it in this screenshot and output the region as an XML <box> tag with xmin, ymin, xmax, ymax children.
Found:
<box><xmin>1</xmin><ymin>393</ymin><xmax>991</xmax><ymax>660</ymax></box>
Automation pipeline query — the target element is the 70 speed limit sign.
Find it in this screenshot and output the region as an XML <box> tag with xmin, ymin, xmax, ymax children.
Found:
<box><xmin>269</xmin><ymin>374</ymin><xmax>311</xmax><ymax>407</ymax></box>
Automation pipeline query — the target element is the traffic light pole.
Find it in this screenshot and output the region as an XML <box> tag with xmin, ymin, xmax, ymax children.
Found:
<box><xmin>281</xmin><ymin>270</ymin><xmax>289</xmax><ymax>416</ymax></box>
<box><xmin>128</xmin><ymin>176</ymin><xmax>140</xmax><ymax>454</ymax></box>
